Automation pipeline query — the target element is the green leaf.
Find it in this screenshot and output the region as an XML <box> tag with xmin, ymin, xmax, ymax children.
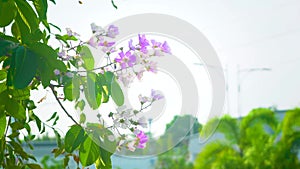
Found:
<box><xmin>111</xmin><ymin>79</ymin><xmax>124</xmax><ymax>106</ymax></box>
<box><xmin>52</xmin><ymin>116</ymin><xmax>59</xmax><ymax>126</ymax></box>
<box><xmin>79</xmin><ymin>113</ymin><xmax>86</xmax><ymax>124</ymax></box>
<box><xmin>63</xmin><ymin>156</ymin><xmax>70</xmax><ymax>168</ymax></box>
<box><xmin>0</xmin><ymin>0</ymin><xmax>17</xmax><ymax>27</ymax></box>
<box><xmin>0</xmin><ymin>39</ymin><xmax>15</xmax><ymax>56</ymax></box>
<box><xmin>97</xmin><ymin>74</ymin><xmax>110</xmax><ymax>103</ymax></box>
<box><xmin>0</xmin><ymin>70</ymin><xmax>6</xmax><ymax>81</ymax></box>
<box><xmin>6</xmin><ymin>98</ymin><xmax>26</xmax><ymax>120</ymax></box>
<box><xmin>49</xmin><ymin>23</ymin><xmax>61</xmax><ymax>32</ymax></box>
<box><xmin>84</xmin><ymin>72</ymin><xmax>101</xmax><ymax>109</ymax></box>
<box><xmin>46</xmin><ymin>112</ymin><xmax>57</xmax><ymax>122</ymax></box>
<box><xmin>53</xmin><ymin>129</ymin><xmax>62</xmax><ymax>149</ymax></box>
<box><xmin>11</xmin><ymin>22</ymin><xmax>21</xmax><ymax>41</ymax></box>
<box><xmin>65</xmin><ymin>125</ymin><xmax>86</xmax><ymax>153</ymax></box>
<box><xmin>27</xmin><ymin>163</ymin><xmax>42</xmax><ymax>169</ymax></box>
<box><xmin>75</xmin><ymin>100</ymin><xmax>85</xmax><ymax>111</ymax></box>
<box><xmin>32</xmin><ymin>113</ymin><xmax>42</xmax><ymax>132</ymax></box>
<box><xmin>25</xmin><ymin>100</ymin><xmax>36</xmax><ymax>110</ymax></box>
<box><xmin>64</xmin><ymin>74</ymin><xmax>80</xmax><ymax>101</ymax></box>
<box><xmin>10</xmin><ymin>121</ymin><xmax>24</xmax><ymax>130</ymax></box>
<box><xmin>29</xmin><ymin>42</ymin><xmax>66</xmax><ymax>87</ymax></box>
<box><xmin>14</xmin><ymin>0</ymin><xmax>39</xmax><ymax>32</ymax></box>
<box><xmin>95</xmin><ymin>148</ymin><xmax>112</xmax><ymax>169</ymax></box>
<box><xmin>13</xmin><ymin>46</ymin><xmax>38</xmax><ymax>89</ymax></box>
<box><xmin>11</xmin><ymin>88</ymin><xmax>30</xmax><ymax>100</ymax></box>
<box><xmin>13</xmin><ymin>14</ymin><xmax>31</xmax><ymax>43</ymax></box>
<box><xmin>79</xmin><ymin>135</ymin><xmax>101</xmax><ymax>166</ymax></box>
<box><xmin>55</xmin><ymin>34</ymin><xmax>77</xmax><ymax>42</ymax></box>
<box><xmin>0</xmin><ymin>113</ymin><xmax>6</xmax><ymax>139</ymax></box>
<box><xmin>0</xmin><ymin>83</ymin><xmax>5</xmax><ymax>94</ymax></box>
<box><xmin>32</xmin><ymin>0</ymin><xmax>48</xmax><ymax>28</ymax></box>
<box><xmin>31</xmin><ymin>29</ymin><xmax>44</xmax><ymax>42</ymax></box>
<box><xmin>104</xmin><ymin>71</ymin><xmax>114</xmax><ymax>95</ymax></box>
<box><xmin>80</xmin><ymin>46</ymin><xmax>94</xmax><ymax>70</ymax></box>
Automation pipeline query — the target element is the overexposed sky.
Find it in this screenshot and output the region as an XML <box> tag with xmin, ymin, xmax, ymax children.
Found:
<box><xmin>31</xmin><ymin>0</ymin><xmax>300</xmax><ymax>137</ymax></box>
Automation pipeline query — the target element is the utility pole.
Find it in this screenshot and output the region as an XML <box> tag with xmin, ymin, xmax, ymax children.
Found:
<box><xmin>236</xmin><ymin>65</ymin><xmax>271</xmax><ymax>117</ymax></box>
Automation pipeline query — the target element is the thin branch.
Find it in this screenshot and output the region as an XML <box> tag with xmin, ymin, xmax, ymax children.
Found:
<box><xmin>4</xmin><ymin>117</ymin><xmax>11</xmax><ymax>138</ymax></box>
<box><xmin>49</xmin><ymin>85</ymin><xmax>79</xmax><ymax>125</ymax></box>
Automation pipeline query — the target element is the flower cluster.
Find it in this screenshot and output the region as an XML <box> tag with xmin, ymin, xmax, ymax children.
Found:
<box><xmin>117</xmin><ymin>130</ymin><xmax>148</xmax><ymax>152</ymax></box>
<box><xmin>88</xmin><ymin>23</ymin><xmax>119</xmax><ymax>53</ymax></box>
<box><xmin>114</xmin><ymin>34</ymin><xmax>171</xmax><ymax>87</ymax></box>
<box><xmin>139</xmin><ymin>89</ymin><xmax>164</xmax><ymax>104</ymax></box>
<box><xmin>107</xmin><ymin>89</ymin><xmax>163</xmax><ymax>151</ymax></box>
<box><xmin>54</xmin><ymin>24</ymin><xmax>169</xmax><ymax>153</ymax></box>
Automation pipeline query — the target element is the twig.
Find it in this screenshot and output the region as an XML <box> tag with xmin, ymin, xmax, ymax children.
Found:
<box><xmin>49</xmin><ymin>85</ymin><xmax>79</xmax><ymax>125</ymax></box>
<box><xmin>4</xmin><ymin>117</ymin><xmax>11</xmax><ymax>138</ymax></box>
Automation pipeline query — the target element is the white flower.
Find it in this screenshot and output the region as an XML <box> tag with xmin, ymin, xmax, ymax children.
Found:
<box><xmin>127</xmin><ymin>140</ymin><xmax>136</xmax><ymax>152</ymax></box>
<box><xmin>138</xmin><ymin>94</ymin><xmax>150</xmax><ymax>104</ymax></box>
<box><xmin>91</xmin><ymin>23</ymin><xmax>105</xmax><ymax>34</ymax></box>
<box><xmin>113</xmin><ymin>106</ymin><xmax>134</xmax><ymax>129</ymax></box>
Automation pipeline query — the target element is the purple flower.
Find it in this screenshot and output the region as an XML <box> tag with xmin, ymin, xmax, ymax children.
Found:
<box><xmin>151</xmin><ymin>89</ymin><xmax>164</xmax><ymax>101</ymax></box>
<box><xmin>54</xmin><ymin>69</ymin><xmax>60</xmax><ymax>75</ymax></box>
<box><xmin>99</xmin><ymin>41</ymin><xmax>116</xmax><ymax>53</ymax></box>
<box><xmin>138</xmin><ymin>34</ymin><xmax>150</xmax><ymax>54</ymax></box>
<box><xmin>145</xmin><ymin>61</ymin><xmax>158</xmax><ymax>73</ymax></box>
<box><xmin>136</xmin><ymin>130</ymin><xmax>148</xmax><ymax>149</ymax></box>
<box><xmin>66</xmin><ymin>28</ymin><xmax>73</xmax><ymax>36</ymax></box>
<box><xmin>58</xmin><ymin>50</ymin><xmax>66</xmax><ymax>58</ymax></box>
<box><xmin>128</xmin><ymin>39</ymin><xmax>135</xmax><ymax>50</ymax></box>
<box><xmin>151</xmin><ymin>39</ymin><xmax>162</xmax><ymax>48</ymax></box>
<box><xmin>161</xmin><ymin>41</ymin><xmax>171</xmax><ymax>54</ymax></box>
<box><xmin>88</xmin><ymin>36</ymin><xmax>98</xmax><ymax>48</ymax></box>
<box><xmin>115</xmin><ymin>51</ymin><xmax>137</xmax><ymax>69</ymax></box>
<box><xmin>107</xmin><ymin>25</ymin><xmax>119</xmax><ymax>38</ymax></box>
<box><xmin>66</xmin><ymin>28</ymin><xmax>79</xmax><ymax>37</ymax></box>
<box><xmin>138</xmin><ymin>94</ymin><xmax>150</xmax><ymax>104</ymax></box>
<box><xmin>136</xmin><ymin>70</ymin><xmax>145</xmax><ymax>80</ymax></box>
<box><xmin>66</xmin><ymin>72</ymin><xmax>74</xmax><ymax>78</ymax></box>
<box><xmin>98</xmin><ymin>41</ymin><xmax>115</xmax><ymax>47</ymax></box>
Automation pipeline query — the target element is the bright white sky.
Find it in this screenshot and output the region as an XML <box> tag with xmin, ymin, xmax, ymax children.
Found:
<box><xmin>30</xmin><ymin>0</ymin><xmax>300</xmax><ymax>137</ymax></box>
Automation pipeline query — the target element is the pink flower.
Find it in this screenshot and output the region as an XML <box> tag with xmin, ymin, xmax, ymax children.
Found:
<box><xmin>138</xmin><ymin>94</ymin><xmax>150</xmax><ymax>104</ymax></box>
<box><xmin>54</xmin><ymin>69</ymin><xmax>60</xmax><ymax>75</ymax></box>
<box><xmin>99</xmin><ymin>41</ymin><xmax>115</xmax><ymax>47</ymax></box>
<box><xmin>136</xmin><ymin>130</ymin><xmax>148</xmax><ymax>149</ymax></box>
<box><xmin>145</xmin><ymin>61</ymin><xmax>158</xmax><ymax>73</ymax></box>
<box><xmin>88</xmin><ymin>36</ymin><xmax>98</xmax><ymax>48</ymax></box>
<box><xmin>151</xmin><ymin>89</ymin><xmax>164</xmax><ymax>101</ymax></box>
<box><xmin>128</xmin><ymin>39</ymin><xmax>135</xmax><ymax>50</ymax></box>
<box><xmin>115</xmin><ymin>51</ymin><xmax>137</xmax><ymax>69</ymax></box>
<box><xmin>107</xmin><ymin>25</ymin><xmax>119</xmax><ymax>38</ymax></box>
<box><xmin>161</xmin><ymin>41</ymin><xmax>171</xmax><ymax>54</ymax></box>
<box><xmin>151</xmin><ymin>39</ymin><xmax>162</xmax><ymax>48</ymax></box>
<box><xmin>99</xmin><ymin>41</ymin><xmax>116</xmax><ymax>53</ymax></box>
<box><xmin>138</xmin><ymin>34</ymin><xmax>150</xmax><ymax>54</ymax></box>
<box><xmin>66</xmin><ymin>28</ymin><xmax>79</xmax><ymax>37</ymax></box>
<box><xmin>127</xmin><ymin>141</ymin><xmax>136</xmax><ymax>152</ymax></box>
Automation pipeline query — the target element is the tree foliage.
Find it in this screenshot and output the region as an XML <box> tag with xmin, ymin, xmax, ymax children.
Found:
<box><xmin>195</xmin><ymin>108</ymin><xmax>300</xmax><ymax>169</ymax></box>
<box><xmin>0</xmin><ymin>0</ymin><xmax>124</xmax><ymax>168</ymax></box>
